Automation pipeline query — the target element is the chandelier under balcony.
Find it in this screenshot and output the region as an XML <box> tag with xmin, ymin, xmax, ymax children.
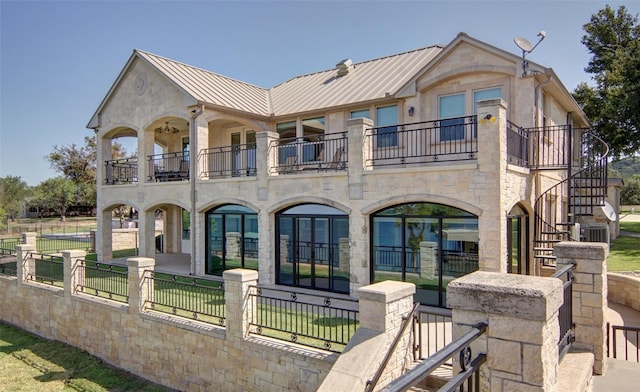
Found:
<box><xmin>155</xmin><ymin>121</ymin><xmax>180</xmax><ymax>134</ymax></box>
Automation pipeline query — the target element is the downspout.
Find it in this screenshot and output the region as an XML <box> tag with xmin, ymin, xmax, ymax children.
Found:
<box><xmin>189</xmin><ymin>104</ymin><xmax>205</xmax><ymax>275</ymax></box>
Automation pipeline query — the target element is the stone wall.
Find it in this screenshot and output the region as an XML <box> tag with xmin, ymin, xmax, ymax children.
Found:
<box><xmin>607</xmin><ymin>272</ymin><xmax>640</xmax><ymax>311</ymax></box>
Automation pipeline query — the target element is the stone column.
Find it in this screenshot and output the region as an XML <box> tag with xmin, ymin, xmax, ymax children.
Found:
<box><xmin>22</xmin><ymin>232</ymin><xmax>37</xmax><ymax>247</ymax></box>
<box><xmin>476</xmin><ymin>98</ymin><xmax>508</xmax><ymax>273</ymax></box>
<box><xmin>419</xmin><ymin>241</ymin><xmax>437</xmax><ymax>279</ymax></box>
<box><xmin>338</xmin><ymin>238</ymin><xmax>350</xmax><ymax>274</ymax></box>
<box><xmin>138</xmin><ymin>209</ymin><xmax>157</xmax><ymax>257</ymax></box>
<box><xmin>127</xmin><ymin>257</ymin><xmax>155</xmax><ymax>315</ymax></box>
<box><xmin>555</xmin><ymin>241</ymin><xmax>608</xmax><ymax>375</ymax></box>
<box><xmin>62</xmin><ymin>250</ymin><xmax>86</xmax><ymax>298</ymax></box>
<box><xmin>447</xmin><ymin>271</ymin><xmax>563</xmax><ymax>391</ymax></box>
<box><xmin>223</xmin><ymin>269</ymin><xmax>259</xmax><ymax>341</ymax></box>
<box><xmin>16</xmin><ymin>244</ymin><xmax>36</xmax><ymax>283</ymax></box>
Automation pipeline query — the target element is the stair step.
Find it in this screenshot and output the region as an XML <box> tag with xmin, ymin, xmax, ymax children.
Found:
<box><xmin>536</xmin><ymin>255</ymin><xmax>557</xmax><ymax>260</ymax></box>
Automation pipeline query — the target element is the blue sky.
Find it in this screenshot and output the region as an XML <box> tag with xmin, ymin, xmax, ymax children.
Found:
<box><xmin>1</xmin><ymin>0</ymin><xmax>638</xmax><ymax>186</ymax></box>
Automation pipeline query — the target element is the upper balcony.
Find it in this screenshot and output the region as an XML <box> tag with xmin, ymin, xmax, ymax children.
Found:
<box><xmin>102</xmin><ymin>113</ymin><xmax>538</xmax><ymax>186</ymax></box>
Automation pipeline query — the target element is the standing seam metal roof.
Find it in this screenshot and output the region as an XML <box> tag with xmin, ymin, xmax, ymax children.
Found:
<box><xmin>135</xmin><ymin>45</ymin><xmax>443</xmax><ymax>118</ymax></box>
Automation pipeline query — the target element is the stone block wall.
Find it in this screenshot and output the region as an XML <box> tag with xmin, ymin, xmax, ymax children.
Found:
<box><xmin>607</xmin><ymin>273</ymin><xmax>640</xmax><ymax>311</ymax></box>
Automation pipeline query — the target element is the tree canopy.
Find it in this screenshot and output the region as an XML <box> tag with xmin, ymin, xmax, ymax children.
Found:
<box><xmin>0</xmin><ymin>176</ymin><xmax>30</xmax><ymax>227</ymax></box>
<box><xmin>573</xmin><ymin>5</ymin><xmax>640</xmax><ymax>158</ymax></box>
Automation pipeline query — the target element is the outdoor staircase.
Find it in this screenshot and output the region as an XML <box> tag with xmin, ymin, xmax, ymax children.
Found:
<box><xmin>533</xmin><ymin>127</ymin><xmax>609</xmax><ymax>266</ymax></box>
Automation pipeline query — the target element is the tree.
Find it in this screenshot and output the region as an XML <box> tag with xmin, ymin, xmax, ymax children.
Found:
<box><xmin>573</xmin><ymin>5</ymin><xmax>640</xmax><ymax>157</ymax></box>
<box><xmin>621</xmin><ymin>175</ymin><xmax>640</xmax><ymax>205</ymax></box>
<box><xmin>33</xmin><ymin>177</ymin><xmax>76</xmax><ymax>219</ymax></box>
<box><xmin>0</xmin><ymin>176</ymin><xmax>30</xmax><ymax>225</ymax></box>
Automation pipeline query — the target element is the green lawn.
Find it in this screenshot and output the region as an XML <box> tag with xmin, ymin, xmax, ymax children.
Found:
<box><xmin>0</xmin><ymin>322</ymin><xmax>169</xmax><ymax>392</ymax></box>
<box><xmin>607</xmin><ymin>221</ymin><xmax>640</xmax><ymax>272</ymax></box>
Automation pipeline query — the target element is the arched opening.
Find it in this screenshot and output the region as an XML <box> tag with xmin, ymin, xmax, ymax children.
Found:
<box><xmin>205</xmin><ymin>204</ymin><xmax>259</xmax><ymax>275</ymax></box>
<box><xmin>276</xmin><ymin>204</ymin><xmax>349</xmax><ymax>294</ymax></box>
<box><xmin>507</xmin><ymin>203</ymin><xmax>530</xmax><ymax>275</ymax></box>
<box><xmin>370</xmin><ymin>202</ymin><xmax>479</xmax><ymax>307</ymax></box>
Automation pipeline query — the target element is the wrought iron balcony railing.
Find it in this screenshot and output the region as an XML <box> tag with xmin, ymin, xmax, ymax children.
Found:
<box><xmin>105</xmin><ymin>157</ymin><xmax>138</xmax><ymax>185</ymax></box>
<box><xmin>148</xmin><ymin>151</ymin><xmax>190</xmax><ymax>182</ymax></box>
<box><xmin>199</xmin><ymin>143</ymin><xmax>257</xmax><ymax>178</ymax></box>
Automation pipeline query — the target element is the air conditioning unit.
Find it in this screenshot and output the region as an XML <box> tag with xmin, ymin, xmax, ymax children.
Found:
<box><xmin>582</xmin><ymin>225</ymin><xmax>609</xmax><ymax>244</ymax></box>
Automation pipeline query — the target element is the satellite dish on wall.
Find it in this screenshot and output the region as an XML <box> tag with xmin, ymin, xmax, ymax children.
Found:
<box><xmin>600</xmin><ymin>201</ymin><xmax>617</xmax><ymax>221</ymax></box>
<box><xmin>514</xmin><ymin>37</ymin><xmax>533</xmax><ymax>53</ymax></box>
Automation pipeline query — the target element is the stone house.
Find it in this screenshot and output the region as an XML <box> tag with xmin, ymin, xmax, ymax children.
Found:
<box><xmin>87</xmin><ymin>32</ymin><xmax>610</xmax><ymax>307</ymax></box>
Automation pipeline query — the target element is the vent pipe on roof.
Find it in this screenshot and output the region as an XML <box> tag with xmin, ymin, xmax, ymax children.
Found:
<box><xmin>336</xmin><ymin>58</ymin><xmax>353</xmax><ymax>77</ymax></box>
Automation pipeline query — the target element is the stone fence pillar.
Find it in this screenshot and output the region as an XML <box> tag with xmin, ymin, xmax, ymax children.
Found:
<box><xmin>16</xmin><ymin>244</ymin><xmax>36</xmax><ymax>283</ymax></box>
<box><xmin>62</xmin><ymin>250</ymin><xmax>86</xmax><ymax>298</ymax></box>
<box><xmin>22</xmin><ymin>232</ymin><xmax>37</xmax><ymax>247</ymax></box>
<box><xmin>555</xmin><ymin>241</ymin><xmax>608</xmax><ymax>375</ymax></box>
<box><xmin>223</xmin><ymin>269</ymin><xmax>259</xmax><ymax>341</ymax></box>
<box><xmin>127</xmin><ymin>257</ymin><xmax>155</xmax><ymax>315</ymax></box>
<box><xmin>448</xmin><ymin>271</ymin><xmax>563</xmax><ymax>391</ymax></box>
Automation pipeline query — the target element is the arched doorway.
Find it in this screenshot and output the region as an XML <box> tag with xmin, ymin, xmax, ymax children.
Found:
<box><xmin>507</xmin><ymin>204</ymin><xmax>530</xmax><ymax>275</ymax></box>
<box><xmin>205</xmin><ymin>204</ymin><xmax>258</xmax><ymax>275</ymax></box>
<box><xmin>276</xmin><ymin>204</ymin><xmax>349</xmax><ymax>294</ymax></box>
<box><xmin>370</xmin><ymin>202</ymin><xmax>479</xmax><ymax>307</ymax></box>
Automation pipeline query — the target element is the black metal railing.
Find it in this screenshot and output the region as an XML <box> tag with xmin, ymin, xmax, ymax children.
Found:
<box><xmin>76</xmin><ymin>260</ymin><xmax>128</xmax><ymax>303</ymax></box>
<box><xmin>415</xmin><ymin>307</ymin><xmax>453</xmax><ymax>361</ymax></box>
<box><xmin>608</xmin><ymin>323</ymin><xmax>640</xmax><ymax>362</ymax></box>
<box><xmin>381</xmin><ymin>322</ymin><xmax>487</xmax><ymax>392</ymax></box>
<box><xmin>528</xmin><ymin>125</ymin><xmax>572</xmax><ymax>170</ymax></box>
<box><xmin>0</xmin><ymin>261</ymin><xmax>17</xmax><ymax>276</ymax></box>
<box><xmin>248</xmin><ymin>286</ymin><xmax>359</xmax><ymax>352</ymax></box>
<box><xmin>27</xmin><ymin>252</ymin><xmax>64</xmax><ymax>286</ymax></box>
<box><xmin>365</xmin><ymin>116</ymin><xmax>477</xmax><ymax>167</ymax></box>
<box><xmin>148</xmin><ymin>151</ymin><xmax>190</xmax><ymax>182</ymax></box>
<box><xmin>553</xmin><ymin>263</ymin><xmax>575</xmax><ymax>360</ymax></box>
<box><xmin>269</xmin><ymin>132</ymin><xmax>348</xmax><ymax>174</ymax></box>
<box><xmin>144</xmin><ymin>272</ymin><xmax>225</xmax><ymax>326</ymax></box>
<box><xmin>507</xmin><ymin>120</ymin><xmax>528</xmax><ymax>167</ymax></box>
<box><xmin>0</xmin><ymin>237</ymin><xmax>20</xmax><ymax>255</ymax></box>
<box><xmin>105</xmin><ymin>157</ymin><xmax>138</xmax><ymax>185</ymax></box>
<box><xmin>199</xmin><ymin>143</ymin><xmax>257</xmax><ymax>178</ymax></box>
<box><xmin>36</xmin><ymin>234</ymin><xmax>92</xmax><ymax>254</ymax></box>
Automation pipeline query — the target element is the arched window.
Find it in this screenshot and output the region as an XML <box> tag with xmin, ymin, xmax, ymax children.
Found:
<box><xmin>276</xmin><ymin>204</ymin><xmax>349</xmax><ymax>294</ymax></box>
<box><xmin>205</xmin><ymin>204</ymin><xmax>258</xmax><ymax>275</ymax></box>
<box><xmin>371</xmin><ymin>203</ymin><xmax>478</xmax><ymax>307</ymax></box>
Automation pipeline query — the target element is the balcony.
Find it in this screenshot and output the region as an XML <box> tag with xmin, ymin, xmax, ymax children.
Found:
<box><xmin>268</xmin><ymin>132</ymin><xmax>348</xmax><ymax>175</ymax></box>
<box><xmin>104</xmin><ymin>157</ymin><xmax>138</xmax><ymax>185</ymax></box>
<box><xmin>148</xmin><ymin>151</ymin><xmax>190</xmax><ymax>182</ymax></box>
<box><xmin>199</xmin><ymin>143</ymin><xmax>257</xmax><ymax>179</ymax></box>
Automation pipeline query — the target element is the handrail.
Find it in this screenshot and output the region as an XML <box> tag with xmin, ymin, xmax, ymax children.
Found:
<box><xmin>380</xmin><ymin>322</ymin><xmax>488</xmax><ymax>392</ymax></box>
<box><xmin>365</xmin><ymin>302</ymin><xmax>420</xmax><ymax>392</ymax></box>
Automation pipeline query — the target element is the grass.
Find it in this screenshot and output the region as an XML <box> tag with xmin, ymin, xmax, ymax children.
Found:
<box><xmin>608</xmin><ymin>221</ymin><xmax>640</xmax><ymax>272</ymax></box>
<box><xmin>0</xmin><ymin>322</ymin><xmax>170</xmax><ymax>392</ymax></box>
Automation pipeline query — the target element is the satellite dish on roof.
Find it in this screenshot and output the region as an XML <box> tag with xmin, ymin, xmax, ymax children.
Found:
<box><xmin>514</xmin><ymin>37</ymin><xmax>533</xmax><ymax>53</ymax></box>
<box><xmin>514</xmin><ymin>31</ymin><xmax>546</xmax><ymax>77</ymax></box>
<box><xmin>600</xmin><ymin>201</ymin><xmax>617</xmax><ymax>221</ymax></box>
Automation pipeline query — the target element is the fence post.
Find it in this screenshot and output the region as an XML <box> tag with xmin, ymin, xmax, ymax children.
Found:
<box><xmin>448</xmin><ymin>271</ymin><xmax>563</xmax><ymax>391</ymax></box>
<box><xmin>62</xmin><ymin>250</ymin><xmax>86</xmax><ymax>298</ymax></box>
<box><xmin>555</xmin><ymin>241</ymin><xmax>608</xmax><ymax>375</ymax></box>
<box><xmin>223</xmin><ymin>269</ymin><xmax>259</xmax><ymax>341</ymax></box>
<box><xmin>126</xmin><ymin>257</ymin><xmax>155</xmax><ymax>314</ymax></box>
<box><xmin>16</xmin><ymin>244</ymin><xmax>36</xmax><ymax>283</ymax></box>
<box><xmin>22</xmin><ymin>232</ymin><xmax>37</xmax><ymax>247</ymax></box>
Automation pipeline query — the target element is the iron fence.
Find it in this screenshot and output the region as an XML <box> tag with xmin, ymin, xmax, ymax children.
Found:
<box><xmin>0</xmin><ymin>237</ymin><xmax>20</xmax><ymax>255</ymax></box>
<box><xmin>199</xmin><ymin>143</ymin><xmax>257</xmax><ymax>178</ymax></box>
<box><xmin>105</xmin><ymin>157</ymin><xmax>138</xmax><ymax>185</ymax></box>
<box><xmin>608</xmin><ymin>323</ymin><xmax>640</xmax><ymax>362</ymax></box>
<box><xmin>415</xmin><ymin>307</ymin><xmax>453</xmax><ymax>361</ymax></box>
<box><xmin>76</xmin><ymin>260</ymin><xmax>128</xmax><ymax>303</ymax></box>
<box><xmin>148</xmin><ymin>151</ymin><xmax>190</xmax><ymax>182</ymax></box>
<box><xmin>269</xmin><ymin>132</ymin><xmax>348</xmax><ymax>174</ymax></box>
<box><xmin>507</xmin><ymin>120</ymin><xmax>528</xmax><ymax>167</ymax></box>
<box><xmin>144</xmin><ymin>272</ymin><xmax>225</xmax><ymax>326</ymax></box>
<box><xmin>365</xmin><ymin>116</ymin><xmax>477</xmax><ymax>167</ymax></box>
<box><xmin>27</xmin><ymin>252</ymin><xmax>64</xmax><ymax>286</ymax></box>
<box><xmin>248</xmin><ymin>286</ymin><xmax>359</xmax><ymax>352</ymax></box>
<box><xmin>0</xmin><ymin>261</ymin><xmax>17</xmax><ymax>276</ymax></box>
<box><xmin>553</xmin><ymin>263</ymin><xmax>575</xmax><ymax>359</ymax></box>
<box><xmin>527</xmin><ymin>125</ymin><xmax>572</xmax><ymax>169</ymax></box>
<box><xmin>36</xmin><ymin>234</ymin><xmax>92</xmax><ymax>254</ymax></box>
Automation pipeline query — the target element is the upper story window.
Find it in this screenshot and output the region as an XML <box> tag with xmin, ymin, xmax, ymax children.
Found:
<box><xmin>276</xmin><ymin>121</ymin><xmax>296</xmax><ymax>139</ymax></box>
<box><xmin>350</xmin><ymin>109</ymin><xmax>371</xmax><ymax>119</ymax></box>
<box><xmin>439</xmin><ymin>93</ymin><xmax>465</xmax><ymax>141</ymax></box>
<box><xmin>376</xmin><ymin>105</ymin><xmax>398</xmax><ymax>147</ymax></box>
<box><xmin>473</xmin><ymin>87</ymin><xmax>502</xmax><ymax>113</ymax></box>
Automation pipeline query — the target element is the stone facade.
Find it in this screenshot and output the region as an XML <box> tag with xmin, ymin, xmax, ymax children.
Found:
<box><xmin>607</xmin><ymin>272</ymin><xmax>640</xmax><ymax>311</ymax></box>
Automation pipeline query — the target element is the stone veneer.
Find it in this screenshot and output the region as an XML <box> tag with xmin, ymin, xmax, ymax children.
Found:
<box><xmin>607</xmin><ymin>272</ymin><xmax>640</xmax><ymax>311</ymax></box>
